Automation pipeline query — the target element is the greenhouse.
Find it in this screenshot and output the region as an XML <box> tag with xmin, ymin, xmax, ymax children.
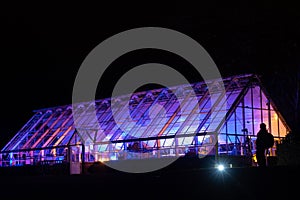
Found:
<box><xmin>0</xmin><ymin>74</ymin><xmax>291</xmax><ymax>172</ymax></box>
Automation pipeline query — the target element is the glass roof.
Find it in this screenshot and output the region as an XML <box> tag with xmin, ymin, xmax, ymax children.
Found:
<box><xmin>1</xmin><ymin>74</ymin><xmax>290</xmax><ymax>152</ymax></box>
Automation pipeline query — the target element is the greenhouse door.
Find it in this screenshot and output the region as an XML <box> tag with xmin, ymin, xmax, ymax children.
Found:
<box><xmin>69</xmin><ymin>146</ymin><xmax>82</xmax><ymax>174</ymax></box>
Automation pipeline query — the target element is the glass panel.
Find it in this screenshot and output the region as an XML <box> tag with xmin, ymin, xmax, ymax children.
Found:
<box><xmin>181</xmin><ymin>96</ymin><xmax>198</xmax><ymax>113</ymax></box>
<box><xmin>98</xmin><ymin>144</ymin><xmax>108</xmax><ymax>152</ymax></box>
<box><xmin>166</xmin><ymin>102</ymin><xmax>180</xmax><ymax>116</ymax></box>
<box><xmin>182</xmin><ymin>137</ymin><xmax>193</xmax><ymax>145</ymax></box>
<box><xmin>243</xmin><ymin>87</ymin><xmax>252</xmax><ymax>108</ymax></box>
<box><xmin>244</xmin><ymin>107</ymin><xmax>254</xmax><ymax>135</ymax></box>
<box><xmin>252</xmin><ymin>86</ymin><xmax>262</xmax><ymax>109</ymax></box>
<box><xmin>218</xmin><ymin>133</ymin><xmax>226</xmax><ymax>143</ymax></box>
<box><xmin>178</xmin><ymin>125</ymin><xmax>189</xmax><ymax>135</ymax></box>
<box><xmin>134</xmin><ymin>126</ymin><xmax>148</xmax><ymax>138</ymax></box>
<box><xmin>261</xmin><ymin>90</ymin><xmax>269</xmax><ymax>110</ymax></box>
<box><xmin>253</xmin><ymin>109</ymin><xmax>261</xmax><ymax>135</ymax></box>
<box><xmin>167</xmin><ymin>122</ymin><xmax>181</xmax><ymax>135</ymax></box>
<box><xmin>95</xmin><ymin>130</ymin><xmax>106</xmax><ymax>142</ymax></box>
<box><xmin>200</xmin><ymin>97</ymin><xmax>211</xmax><ymax>113</ymax></box>
<box><xmin>262</xmin><ymin>109</ymin><xmax>270</xmax><ymax>132</ymax></box>
<box><xmin>227</xmin><ymin>91</ymin><xmax>240</xmax><ymax>107</ymax></box>
<box><xmin>270</xmin><ymin>111</ymin><xmax>279</xmax><ymax>137</ymax></box>
<box><xmin>186</xmin><ymin>123</ymin><xmax>198</xmax><ymax>134</ymax></box>
<box><xmin>132</xmin><ymin>102</ymin><xmax>152</xmax><ymax>122</ymax></box>
<box><xmin>164</xmin><ymin>138</ymin><xmax>174</xmax><ymax>147</ymax></box>
<box><xmin>278</xmin><ymin>118</ymin><xmax>288</xmax><ymax>137</ymax></box>
<box><xmin>178</xmin><ymin>137</ymin><xmax>184</xmax><ymax>146</ymax></box>
<box><xmin>176</xmin><ymin>115</ymin><xmax>188</xmax><ymax>123</ymax></box>
<box><xmin>235</xmin><ymin>105</ymin><xmax>244</xmax><ymax>134</ymax></box>
<box><xmin>227</xmin><ymin>134</ymin><xmax>237</xmax><ymax>144</ymax></box>
<box><xmin>220</xmin><ymin>123</ymin><xmax>227</xmax><ymax>134</ymax></box>
<box><xmin>197</xmin><ymin>136</ymin><xmax>205</xmax><ymax>144</ymax></box>
<box><xmin>202</xmin><ymin>135</ymin><xmax>213</xmax><ymax>145</ymax></box>
<box><xmin>146</xmin><ymin>140</ymin><xmax>156</xmax><ymax>148</ymax></box>
<box><xmin>226</xmin><ymin>112</ymin><xmax>237</xmax><ymax>134</ymax></box>
<box><xmin>68</xmin><ymin>131</ymin><xmax>81</xmax><ymax>145</ymax></box>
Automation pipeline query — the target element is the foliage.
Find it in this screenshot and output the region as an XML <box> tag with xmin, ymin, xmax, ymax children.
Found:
<box><xmin>276</xmin><ymin>131</ymin><xmax>300</xmax><ymax>166</ymax></box>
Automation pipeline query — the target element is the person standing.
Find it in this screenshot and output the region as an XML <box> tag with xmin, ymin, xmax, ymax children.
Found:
<box><xmin>256</xmin><ymin>123</ymin><xmax>269</xmax><ymax>167</ymax></box>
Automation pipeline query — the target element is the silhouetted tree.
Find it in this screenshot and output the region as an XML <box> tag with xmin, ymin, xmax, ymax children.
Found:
<box><xmin>277</xmin><ymin>131</ymin><xmax>300</xmax><ymax>166</ymax></box>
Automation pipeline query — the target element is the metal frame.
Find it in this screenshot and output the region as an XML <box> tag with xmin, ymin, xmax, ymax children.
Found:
<box><xmin>0</xmin><ymin>74</ymin><xmax>291</xmax><ymax>168</ymax></box>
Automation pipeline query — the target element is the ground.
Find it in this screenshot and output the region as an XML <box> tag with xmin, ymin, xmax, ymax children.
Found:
<box><xmin>1</xmin><ymin>165</ymin><xmax>299</xmax><ymax>199</ymax></box>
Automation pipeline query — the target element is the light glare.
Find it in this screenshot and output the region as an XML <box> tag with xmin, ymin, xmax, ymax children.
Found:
<box><xmin>217</xmin><ymin>164</ymin><xmax>225</xmax><ymax>171</ymax></box>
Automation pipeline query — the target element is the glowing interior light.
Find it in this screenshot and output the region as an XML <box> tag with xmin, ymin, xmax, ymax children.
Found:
<box><xmin>217</xmin><ymin>164</ymin><xmax>225</xmax><ymax>171</ymax></box>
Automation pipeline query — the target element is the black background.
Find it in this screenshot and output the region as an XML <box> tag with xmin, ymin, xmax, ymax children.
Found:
<box><xmin>1</xmin><ymin>1</ymin><xmax>300</xmax><ymax>148</ymax></box>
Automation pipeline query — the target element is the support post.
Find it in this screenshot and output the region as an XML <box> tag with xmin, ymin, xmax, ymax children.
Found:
<box><xmin>82</xmin><ymin>144</ymin><xmax>85</xmax><ymax>174</ymax></box>
<box><xmin>175</xmin><ymin>137</ymin><xmax>179</xmax><ymax>157</ymax></box>
<box><xmin>67</xmin><ymin>146</ymin><xmax>71</xmax><ymax>175</ymax></box>
<box><xmin>215</xmin><ymin>132</ymin><xmax>219</xmax><ymax>166</ymax></box>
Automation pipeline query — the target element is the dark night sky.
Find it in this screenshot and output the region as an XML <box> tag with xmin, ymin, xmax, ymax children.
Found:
<box><xmin>1</xmin><ymin>2</ymin><xmax>300</xmax><ymax>148</ymax></box>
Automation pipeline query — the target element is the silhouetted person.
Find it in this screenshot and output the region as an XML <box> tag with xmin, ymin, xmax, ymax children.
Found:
<box><xmin>244</xmin><ymin>136</ymin><xmax>252</xmax><ymax>156</ymax></box>
<box><xmin>256</xmin><ymin>123</ymin><xmax>268</xmax><ymax>167</ymax></box>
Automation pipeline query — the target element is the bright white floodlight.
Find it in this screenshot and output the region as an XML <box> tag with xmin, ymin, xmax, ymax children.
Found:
<box><xmin>217</xmin><ymin>164</ymin><xmax>225</xmax><ymax>171</ymax></box>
